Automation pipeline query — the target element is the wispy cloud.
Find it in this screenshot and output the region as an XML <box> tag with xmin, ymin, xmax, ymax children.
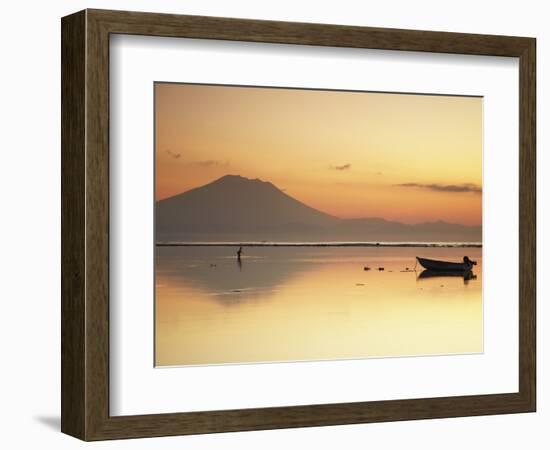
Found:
<box><xmin>164</xmin><ymin>151</ymin><xmax>229</xmax><ymax>168</ymax></box>
<box><xmin>166</xmin><ymin>149</ymin><xmax>181</xmax><ymax>159</ymax></box>
<box><xmin>190</xmin><ymin>160</ymin><xmax>229</xmax><ymax>168</ymax></box>
<box><xmin>396</xmin><ymin>182</ymin><xmax>481</xmax><ymax>193</ymax></box>
<box><xmin>330</xmin><ymin>163</ymin><xmax>351</xmax><ymax>171</ymax></box>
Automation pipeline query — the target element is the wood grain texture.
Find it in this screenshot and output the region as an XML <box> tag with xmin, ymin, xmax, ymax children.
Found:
<box><xmin>61</xmin><ymin>9</ymin><xmax>537</xmax><ymax>441</ymax></box>
<box><xmin>89</xmin><ymin>8</ymin><xmax>532</xmax><ymax>56</ymax></box>
<box><xmin>518</xmin><ymin>39</ymin><xmax>536</xmax><ymax>410</ymax></box>
<box><xmin>84</xmin><ymin>10</ymin><xmax>111</xmax><ymax>440</ymax></box>
<box><xmin>61</xmin><ymin>10</ymin><xmax>86</xmax><ymax>439</ymax></box>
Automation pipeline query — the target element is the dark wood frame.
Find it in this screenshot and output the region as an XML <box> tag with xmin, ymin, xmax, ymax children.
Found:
<box><xmin>61</xmin><ymin>8</ymin><xmax>536</xmax><ymax>441</ymax></box>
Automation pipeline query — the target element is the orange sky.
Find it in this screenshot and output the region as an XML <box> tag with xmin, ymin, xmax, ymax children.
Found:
<box><xmin>155</xmin><ymin>83</ymin><xmax>482</xmax><ymax>226</ymax></box>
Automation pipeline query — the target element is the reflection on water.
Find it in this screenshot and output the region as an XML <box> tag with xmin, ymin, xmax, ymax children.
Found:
<box><xmin>417</xmin><ymin>269</ymin><xmax>477</xmax><ymax>282</ymax></box>
<box><xmin>155</xmin><ymin>246</ymin><xmax>482</xmax><ymax>366</ymax></box>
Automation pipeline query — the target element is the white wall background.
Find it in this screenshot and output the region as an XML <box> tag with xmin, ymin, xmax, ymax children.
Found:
<box><xmin>0</xmin><ymin>0</ymin><xmax>546</xmax><ymax>448</ymax></box>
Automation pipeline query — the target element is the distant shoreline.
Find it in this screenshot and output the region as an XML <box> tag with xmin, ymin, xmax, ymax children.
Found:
<box><xmin>156</xmin><ymin>242</ymin><xmax>482</xmax><ymax>248</ymax></box>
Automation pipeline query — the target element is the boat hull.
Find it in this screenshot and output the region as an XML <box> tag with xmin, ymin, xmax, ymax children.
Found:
<box><xmin>416</xmin><ymin>256</ymin><xmax>472</xmax><ymax>272</ymax></box>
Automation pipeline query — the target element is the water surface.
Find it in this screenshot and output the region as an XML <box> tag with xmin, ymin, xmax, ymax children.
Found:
<box><xmin>155</xmin><ymin>246</ymin><xmax>482</xmax><ymax>366</ymax></box>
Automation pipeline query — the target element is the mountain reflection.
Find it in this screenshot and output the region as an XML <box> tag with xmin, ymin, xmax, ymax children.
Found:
<box><xmin>156</xmin><ymin>246</ymin><xmax>318</xmax><ymax>305</ymax></box>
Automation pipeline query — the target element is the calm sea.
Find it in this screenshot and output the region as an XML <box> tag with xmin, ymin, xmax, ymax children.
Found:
<box><xmin>155</xmin><ymin>245</ymin><xmax>482</xmax><ymax>366</ymax></box>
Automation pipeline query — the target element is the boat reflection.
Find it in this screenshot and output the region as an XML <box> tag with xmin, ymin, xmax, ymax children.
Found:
<box><xmin>417</xmin><ymin>269</ymin><xmax>477</xmax><ymax>283</ymax></box>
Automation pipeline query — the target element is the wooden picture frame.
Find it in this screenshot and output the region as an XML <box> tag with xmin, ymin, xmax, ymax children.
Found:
<box><xmin>61</xmin><ymin>9</ymin><xmax>536</xmax><ymax>441</ymax></box>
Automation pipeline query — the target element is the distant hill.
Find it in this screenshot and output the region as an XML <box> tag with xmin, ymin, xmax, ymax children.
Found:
<box><xmin>156</xmin><ymin>175</ymin><xmax>482</xmax><ymax>243</ymax></box>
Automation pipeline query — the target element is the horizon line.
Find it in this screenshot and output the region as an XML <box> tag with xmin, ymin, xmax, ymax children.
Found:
<box><xmin>155</xmin><ymin>241</ymin><xmax>483</xmax><ymax>248</ymax></box>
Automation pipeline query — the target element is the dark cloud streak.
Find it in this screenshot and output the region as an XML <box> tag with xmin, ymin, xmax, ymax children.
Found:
<box><xmin>166</xmin><ymin>149</ymin><xmax>181</xmax><ymax>159</ymax></box>
<box><xmin>190</xmin><ymin>160</ymin><xmax>229</xmax><ymax>168</ymax></box>
<box><xmin>164</xmin><ymin>152</ymin><xmax>229</xmax><ymax>167</ymax></box>
<box><xmin>330</xmin><ymin>163</ymin><xmax>351</xmax><ymax>171</ymax></box>
<box><xmin>396</xmin><ymin>182</ymin><xmax>481</xmax><ymax>193</ymax></box>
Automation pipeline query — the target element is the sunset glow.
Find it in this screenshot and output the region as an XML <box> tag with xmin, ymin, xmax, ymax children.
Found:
<box><xmin>155</xmin><ymin>83</ymin><xmax>482</xmax><ymax>226</ymax></box>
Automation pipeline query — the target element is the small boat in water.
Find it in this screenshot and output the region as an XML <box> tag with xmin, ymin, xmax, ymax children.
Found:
<box><xmin>416</xmin><ymin>256</ymin><xmax>476</xmax><ymax>272</ymax></box>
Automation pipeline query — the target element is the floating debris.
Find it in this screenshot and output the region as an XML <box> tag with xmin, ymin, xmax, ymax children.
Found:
<box><xmin>356</xmin><ymin>283</ymin><xmax>365</xmax><ymax>286</ymax></box>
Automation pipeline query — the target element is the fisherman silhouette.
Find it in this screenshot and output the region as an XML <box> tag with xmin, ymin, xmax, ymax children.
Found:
<box><xmin>236</xmin><ymin>246</ymin><xmax>243</xmax><ymax>271</ymax></box>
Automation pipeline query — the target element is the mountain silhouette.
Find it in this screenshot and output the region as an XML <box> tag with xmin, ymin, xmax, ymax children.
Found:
<box><xmin>156</xmin><ymin>175</ymin><xmax>482</xmax><ymax>243</ymax></box>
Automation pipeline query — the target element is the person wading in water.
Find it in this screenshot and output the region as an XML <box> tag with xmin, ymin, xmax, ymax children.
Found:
<box><xmin>236</xmin><ymin>246</ymin><xmax>243</xmax><ymax>270</ymax></box>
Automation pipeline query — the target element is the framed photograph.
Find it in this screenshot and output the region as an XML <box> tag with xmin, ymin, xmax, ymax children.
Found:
<box><xmin>61</xmin><ymin>9</ymin><xmax>536</xmax><ymax>440</ymax></box>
